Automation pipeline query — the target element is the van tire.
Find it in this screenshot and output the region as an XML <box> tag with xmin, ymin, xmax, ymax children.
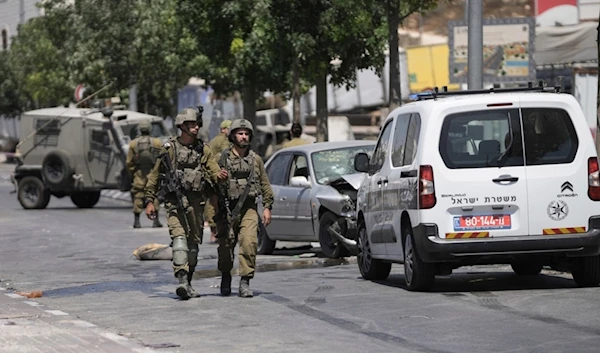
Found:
<box><xmin>319</xmin><ymin>212</ymin><xmax>350</xmax><ymax>258</ymax></box>
<box><xmin>511</xmin><ymin>261</ymin><xmax>543</xmax><ymax>276</ymax></box>
<box><xmin>357</xmin><ymin>219</ymin><xmax>391</xmax><ymax>281</ymax></box>
<box><xmin>70</xmin><ymin>191</ymin><xmax>101</xmax><ymax>208</ymax></box>
<box><xmin>18</xmin><ymin>176</ymin><xmax>50</xmax><ymax>209</ymax></box>
<box><xmin>404</xmin><ymin>230</ymin><xmax>435</xmax><ymax>291</ymax></box>
<box><xmin>257</xmin><ymin>221</ymin><xmax>276</xmax><ymax>255</ymax></box>
<box><xmin>571</xmin><ymin>255</ymin><xmax>600</xmax><ymax>287</ymax></box>
<box><xmin>42</xmin><ymin>150</ymin><xmax>73</xmax><ymax>189</ymax></box>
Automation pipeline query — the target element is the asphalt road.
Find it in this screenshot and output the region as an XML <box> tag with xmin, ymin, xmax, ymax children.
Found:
<box><xmin>2</xmin><ymin>175</ymin><xmax>600</xmax><ymax>352</ymax></box>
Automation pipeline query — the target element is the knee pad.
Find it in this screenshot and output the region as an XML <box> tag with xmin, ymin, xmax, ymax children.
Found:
<box><xmin>172</xmin><ymin>236</ymin><xmax>188</xmax><ymax>267</ymax></box>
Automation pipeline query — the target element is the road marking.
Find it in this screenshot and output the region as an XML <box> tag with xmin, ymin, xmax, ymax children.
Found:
<box><xmin>4</xmin><ymin>293</ymin><xmax>23</xmax><ymax>299</ymax></box>
<box><xmin>23</xmin><ymin>301</ymin><xmax>43</xmax><ymax>307</ymax></box>
<box><xmin>45</xmin><ymin>310</ymin><xmax>69</xmax><ymax>316</ymax></box>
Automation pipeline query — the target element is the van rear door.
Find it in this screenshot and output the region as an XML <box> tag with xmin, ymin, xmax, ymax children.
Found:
<box><xmin>520</xmin><ymin>104</ymin><xmax>587</xmax><ymax>236</ymax></box>
<box><xmin>434</xmin><ymin>105</ymin><xmax>529</xmax><ymax>239</ymax></box>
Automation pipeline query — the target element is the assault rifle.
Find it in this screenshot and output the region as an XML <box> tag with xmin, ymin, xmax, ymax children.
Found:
<box><xmin>158</xmin><ymin>142</ymin><xmax>202</xmax><ymax>243</ymax></box>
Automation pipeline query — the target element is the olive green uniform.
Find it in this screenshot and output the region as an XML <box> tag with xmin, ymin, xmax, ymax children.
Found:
<box><xmin>205</xmin><ymin>133</ymin><xmax>231</xmax><ymax>229</ymax></box>
<box><xmin>217</xmin><ymin>149</ymin><xmax>274</xmax><ymax>278</ymax></box>
<box><xmin>281</xmin><ymin>137</ymin><xmax>309</xmax><ymax>149</ymax></box>
<box><xmin>145</xmin><ymin>137</ymin><xmax>221</xmax><ymax>276</ymax></box>
<box><xmin>126</xmin><ymin>136</ymin><xmax>163</xmax><ymax>214</ymax></box>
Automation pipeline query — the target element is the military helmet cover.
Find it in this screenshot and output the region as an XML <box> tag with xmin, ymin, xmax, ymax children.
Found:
<box><xmin>138</xmin><ymin>120</ymin><xmax>152</xmax><ymax>133</ymax></box>
<box><xmin>220</xmin><ymin>119</ymin><xmax>232</xmax><ymax>129</ymax></box>
<box><xmin>175</xmin><ymin>108</ymin><xmax>199</xmax><ymax>126</ymax></box>
<box><xmin>229</xmin><ymin>119</ymin><xmax>254</xmax><ymax>135</ymax></box>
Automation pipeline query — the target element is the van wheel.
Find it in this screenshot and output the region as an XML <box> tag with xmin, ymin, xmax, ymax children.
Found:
<box><xmin>42</xmin><ymin>150</ymin><xmax>73</xmax><ymax>188</ymax></box>
<box><xmin>319</xmin><ymin>212</ymin><xmax>350</xmax><ymax>258</ymax></box>
<box><xmin>70</xmin><ymin>191</ymin><xmax>101</xmax><ymax>208</ymax></box>
<box><xmin>404</xmin><ymin>230</ymin><xmax>435</xmax><ymax>291</ymax></box>
<box><xmin>511</xmin><ymin>261</ymin><xmax>543</xmax><ymax>276</ymax></box>
<box><xmin>571</xmin><ymin>255</ymin><xmax>600</xmax><ymax>287</ymax></box>
<box><xmin>257</xmin><ymin>221</ymin><xmax>276</xmax><ymax>255</ymax></box>
<box><xmin>18</xmin><ymin>176</ymin><xmax>50</xmax><ymax>209</ymax></box>
<box><xmin>357</xmin><ymin>219</ymin><xmax>391</xmax><ymax>280</ymax></box>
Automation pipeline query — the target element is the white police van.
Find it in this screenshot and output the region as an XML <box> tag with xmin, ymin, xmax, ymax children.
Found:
<box><xmin>354</xmin><ymin>83</ymin><xmax>600</xmax><ymax>291</ymax></box>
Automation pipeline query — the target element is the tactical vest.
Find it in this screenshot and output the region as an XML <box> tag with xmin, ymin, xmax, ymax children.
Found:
<box><xmin>173</xmin><ymin>138</ymin><xmax>205</xmax><ymax>192</ymax></box>
<box><xmin>221</xmin><ymin>149</ymin><xmax>260</xmax><ymax>201</ymax></box>
<box><xmin>135</xmin><ymin>136</ymin><xmax>158</xmax><ymax>174</ymax></box>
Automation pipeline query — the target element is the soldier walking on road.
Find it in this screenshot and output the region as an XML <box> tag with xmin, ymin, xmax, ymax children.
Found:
<box><xmin>126</xmin><ymin>120</ymin><xmax>163</xmax><ymax>229</ymax></box>
<box><xmin>205</xmin><ymin>119</ymin><xmax>232</xmax><ymax>243</ymax></box>
<box><xmin>216</xmin><ymin>119</ymin><xmax>274</xmax><ymax>298</ymax></box>
<box><xmin>144</xmin><ymin>107</ymin><xmax>226</xmax><ymax>300</ymax></box>
<box><xmin>281</xmin><ymin>122</ymin><xmax>309</xmax><ymax>149</ymax></box>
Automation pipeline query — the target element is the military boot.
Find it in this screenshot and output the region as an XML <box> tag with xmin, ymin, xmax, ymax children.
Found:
<box><xmin>238</xmin><ymin>276</ymin><xmax>253</xmax><ymax>298</ymax></box>
<box><xmin>133</xmin><ymin>213</ymin><xmax>141</xmax><ymax>229</ymax></box>
<box><xmin>175</xmin><ymin>271</ymin><xmax>191</xmax><ymax>300</ymax></box>
<box><xmin>152</xmin><ymin>211</ymin><xmax>163</xmax><ymax>228</ymax></box>
<box><xmin>220</xmin><ymin>272</ymin><xmax>232</xmax><ymax>296</ymax></box>
<box><xmin>186</xmin><ymin>272</ymin><xmax>200</xmax><ymax>298</ymax></box>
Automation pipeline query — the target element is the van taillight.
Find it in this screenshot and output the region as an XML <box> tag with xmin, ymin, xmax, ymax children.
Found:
<box><xmin>419</xmin><ymin>165</ymin><xmax>436</xmax><ymax>209</ymax></box>
<box><xmin>588</xmin><ymin>157</ymin><xmax>600</xmax><ymax>201</ymax></box>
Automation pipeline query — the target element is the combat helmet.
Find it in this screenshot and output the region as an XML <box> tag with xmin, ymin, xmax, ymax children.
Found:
<box><xmin>228</xmin><ymin>119</ymin><xmax>254</xmax><ymax>142</ymax></box>
<box><xmin>175</xmin><ymin>107</ymin><xmax>202</xmax><ymax>127</ymax></box>
<box><xmin>138</xmin><ymin>120</ymin><xmax>152</xmax><ymax>134</ymax></box>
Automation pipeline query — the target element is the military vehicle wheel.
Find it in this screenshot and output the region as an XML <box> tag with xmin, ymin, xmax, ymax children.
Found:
<box><xmin>257</xmin><ymin>220</ymin><xmax>276</xmax><ymax>255</ymax></box>
<box><xmin>18</xmin><ymin>176</ymin><xmax>50</xmax><ymax>209</ymax></box>
<box><xmin>42</xmin><ymin>150</ymin><xmax>73</xmax><ymax>188</ymax></box>
<box><xmin>70</xmin><ymin>191</ymin><xmax>101</xmax><ymax>208</ymax></box>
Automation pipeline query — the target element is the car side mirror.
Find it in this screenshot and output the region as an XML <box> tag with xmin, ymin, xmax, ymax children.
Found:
<box><xmin>290</xmin><ymin>176</ymin><xmax>311</xmax><ymax>188</ymax></box>
<box><xmin>354</xmin><ymin>153</ymin><xmax>369</xmax><ymax>173</ymax></box>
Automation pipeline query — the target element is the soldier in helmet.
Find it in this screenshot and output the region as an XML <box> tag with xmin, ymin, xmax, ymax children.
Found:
<box><xmin>126</xmin><ymin>120</ymin><xmax>163</xmax><ymax>228</ymax></box>
<box><xmin>216</xmin><ymin>118</ymin><xmax>274</xmax><ymax>298</ymax></box>
<box><xmin>205</xmin><ymin>119</ymin><xmax>233</xmax><ymax>243</ymax></box>
<box><xmin>144</xmin><ymin>107</ymin><xmax>227</xmax><ymax>300</ymax></box>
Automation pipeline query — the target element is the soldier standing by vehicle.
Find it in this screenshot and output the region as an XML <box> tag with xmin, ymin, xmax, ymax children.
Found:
<box><xmin>216</xmin><ymin>119</ymin><xmax>273</xmax><ymax>298</ymax></box>
<box><xmin>281</xmin><ymin>122</ymin><xmax>309</xmax><ymax>149</ymax></box>
<box><xmin>126</xmin><ymin>120</ymin><xmax>163</xmax><ymax>229</ymax></box>
<box><xmin>205</xmin><ymin>119</ymin><xmax>232</xmax><ymax>243</ymax></box>
<box><xmin>144</xmin><ymin>107</ymin><xmax>226</xmax><ymax>300</ymax></box>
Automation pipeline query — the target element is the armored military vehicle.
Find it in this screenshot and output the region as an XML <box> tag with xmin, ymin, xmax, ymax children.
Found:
<box><xmin>12</xmin><ymin>105</ymin><xmax>172</xmax><ymax>209</ymax></box>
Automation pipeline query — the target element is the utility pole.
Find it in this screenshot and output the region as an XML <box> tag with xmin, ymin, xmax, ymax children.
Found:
<box><xmin>467</xmin><ymin>0</ymin><xmax>483</xmax><ymax>90</ymax></box>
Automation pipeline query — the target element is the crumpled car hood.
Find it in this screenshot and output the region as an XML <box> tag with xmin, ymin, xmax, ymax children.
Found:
<box><xmin>327</xmin><ymin>173</ymin><xmax>364</xmax><ymax>190</ymax></box>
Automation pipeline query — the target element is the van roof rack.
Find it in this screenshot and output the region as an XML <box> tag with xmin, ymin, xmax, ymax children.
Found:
<box><xmin>414</xmin><ymin>81</ymin><xmax>561</xmax><ymax>101</ymax></box>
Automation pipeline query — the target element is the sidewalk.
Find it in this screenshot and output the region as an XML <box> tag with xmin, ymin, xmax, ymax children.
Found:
<box><xmin>0</xmin><ymin>288</ymin><xmax>165</xmax><ymax>353</ymax></box>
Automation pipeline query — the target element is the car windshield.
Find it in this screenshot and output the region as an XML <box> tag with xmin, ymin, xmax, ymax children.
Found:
<box><xmin>311</xmin><ymin>145</ymin><xmax>373</xmax><ymax>184</ymax></box>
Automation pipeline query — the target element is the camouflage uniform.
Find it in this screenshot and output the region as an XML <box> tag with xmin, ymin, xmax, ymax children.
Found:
<box><xmin>281</xmin><ymin>137</ymin><xmax>309</xmax><ymax>149</ymax></box>
<box><xmin>217</xmin><ymin>119</ymin><xmax>274</xmax><ymax>298</ymax></box>
<box><xmin>126</xmin><ymin>121</ymin><xmax>163</xmax><ymax>228</ymax></box>
<box><xmin>144</xmin><ymin>108</ymin><xmax>222</xmax><ymax>300</ymax></box>
<box><xmin>205</xmin><ymin>120</ymin><xmax>232</xmax><ymax>233</ymax></box>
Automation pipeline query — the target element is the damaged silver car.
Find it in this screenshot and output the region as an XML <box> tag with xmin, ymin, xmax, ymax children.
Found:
<box><xmin>261</xmin><ymin>140</ymin><xmax>375</xmax><ymax>258</ymax></box>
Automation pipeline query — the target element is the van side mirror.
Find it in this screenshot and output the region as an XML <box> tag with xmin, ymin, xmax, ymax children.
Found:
<box><xmin>354</xmin><ymin>153</ymin><xmax>369</xmax><ymax>173</ymax></box>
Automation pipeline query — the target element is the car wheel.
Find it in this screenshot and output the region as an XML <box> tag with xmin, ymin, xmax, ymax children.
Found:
<box><xmin>357</xmin><ymin>219</ymin><xmax>391</xmax><ymax>280</ymax></box>
<box><xmin>257</xmin><ymin>220</ymin><xmax>276</xmax><ymax>255</ymax></box>
<box><xmin>511</xmin><ymin>261</ymin><xmax>543</xmax><ymax>276</ymax></box>
<box><xmin>18</xmin><ymin>176</ymin><xmax>50</xmax><ymax>209</ymax></box>
<box><xmin>572</xmin><ymin>255</ymin><xmax>600</xmax><ymax>287</ymax></box>
<box><xmin>70</xmin><ymin>191</ymin><xmax>101</xmax><ymax>208</ymax></box>
<box><xmin>42</xmin><ymin>150</ymin><xmax>74</xmax><ymax>188</ymax></box>
<box><xmin>404</xmin><ymin>230</ymin><xmax>435</xmax><ymax>291</ymax></box>
<box><xmin>318</xmin><ymin>212</ymin><xmax>350</xmax><ymax>258</ymax></box>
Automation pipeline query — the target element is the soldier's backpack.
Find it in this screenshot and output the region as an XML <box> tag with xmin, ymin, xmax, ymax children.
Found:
<box><xmin>135</xmin><ymin>136</ymin><xmax>159</xmax><ymax>173</ymax></box>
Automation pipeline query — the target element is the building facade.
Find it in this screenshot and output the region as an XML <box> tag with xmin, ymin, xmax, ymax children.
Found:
<box><xmin>0</xmin><ymin>0</ymin><xmax>42</xmax><ymax>50</ymax></box>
